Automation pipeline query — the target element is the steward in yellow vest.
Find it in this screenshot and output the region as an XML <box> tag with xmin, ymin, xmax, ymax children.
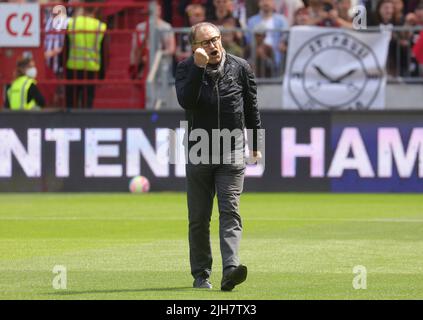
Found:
<box><xmin>65</xmin><ymin>6</ymin><xmax>107</xmax><ymax>109</ymax></box>
<box><xmin>66</xmin><ymin>15</ymin><xmax>106</xmax><ymax>72</ymax></box>
<box><xmin>5</xmin><ymin>58</ymin><xmax>45</xmax><ymax>110</ymax></box>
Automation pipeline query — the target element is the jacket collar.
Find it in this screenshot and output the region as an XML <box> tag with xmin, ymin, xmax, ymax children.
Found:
<box><xmin>205</xmin><ymin>49</ymin><xmax>226</xmax><ymax>81</ymax></box>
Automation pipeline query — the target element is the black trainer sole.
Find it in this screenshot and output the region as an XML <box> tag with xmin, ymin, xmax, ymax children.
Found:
<box><xmin>221</xmin><ymin>265</ymin><xmax>248</xmax><ymax>291</ymax></box>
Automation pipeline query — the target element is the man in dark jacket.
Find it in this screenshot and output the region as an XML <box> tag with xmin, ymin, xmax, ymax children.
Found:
<box><xmin>175</xmin><ymin>22</ymin><xmax>262</xmax><ymax>291</ymax></box>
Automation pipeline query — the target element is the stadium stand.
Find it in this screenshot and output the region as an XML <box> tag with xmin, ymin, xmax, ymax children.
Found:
<box><xmin>0</xmin><ymin>0</ymin><xmax>422</xmax><ymax>110</ymax></box>
<box><xmin>1</xmin><ymin>0</ymin><xmax>150</xmax><ymax>109</ymax></box>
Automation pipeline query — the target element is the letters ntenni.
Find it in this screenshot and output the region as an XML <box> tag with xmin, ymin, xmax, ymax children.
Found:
<box><xmin>0</xmin><ymin>127</ymin><xmax>175</xmax><ymax>178</ymax></box>
<box><xmin>0</xmin><ymin>124</ymin><xmax>265</xmax><ymax>179</ymax></box>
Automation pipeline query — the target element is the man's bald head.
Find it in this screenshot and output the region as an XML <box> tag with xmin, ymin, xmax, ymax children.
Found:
<box><xmin>189</xmin><ymin>22</ymin><xmax>221</xmax><ymax>45</ymax></box>
<box><xmin>190</xmin><ymin>22</ymin><xmax>223</xmax><ymax>65</ymax></box>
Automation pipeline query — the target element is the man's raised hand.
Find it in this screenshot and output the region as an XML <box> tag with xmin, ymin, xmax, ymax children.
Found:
<box><xmin>194</xmin><ymin>48</ymin><xmax>209</xmax><ymax>68</ymax></box>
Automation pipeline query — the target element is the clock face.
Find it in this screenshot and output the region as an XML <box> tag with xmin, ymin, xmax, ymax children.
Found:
<box><xmin>288</xmin><ymin>32</ymin><xmax>384</xmax><ymax>110</ymax></box>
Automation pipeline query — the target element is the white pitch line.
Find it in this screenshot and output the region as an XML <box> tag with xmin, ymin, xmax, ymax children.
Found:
<box><xmin>0</xmin><ymin>217</ymin><xmax>422</xmax><ymax>222</ymax></box>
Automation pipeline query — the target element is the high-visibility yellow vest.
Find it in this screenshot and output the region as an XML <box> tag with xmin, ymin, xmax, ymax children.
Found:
<box><xmin>7</xmin><ymin>76</ymin><xmax>37</xmax><ymax>110</ymax></box>
<box><xmin>66</xmin><ymin>16</ymin><xmax>107</xmax><ymax>71</ymax></box>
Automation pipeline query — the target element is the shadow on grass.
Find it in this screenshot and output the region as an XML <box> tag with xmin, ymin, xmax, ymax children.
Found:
<box><xmin>45</xmin><ymin>286</ymin><xmax>193</xmax><ymax>296</ymax></box>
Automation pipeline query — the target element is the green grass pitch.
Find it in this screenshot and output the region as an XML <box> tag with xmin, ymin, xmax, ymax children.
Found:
<box><xmin>0</xmin><ymin>193</ymin><xmax>422</xmax><ymax>300</ymax></box>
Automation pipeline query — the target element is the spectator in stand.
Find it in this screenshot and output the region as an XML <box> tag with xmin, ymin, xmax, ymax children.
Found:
<box><xmin>43</xmin><ymin>0</ymin><xmax>68</xmax><ymax>108</ymax></box>
<box><xmin>405</xmin><ymin>0</ymin><xmax>422</xmax><ymax>15</ymax></box>
<box><xmin>211</xmin><ymin>0</ymin><xmax>244</xmax><ymax>45</ymax></box>
<box><xmin>277</xmin><ymin>7</ymin><xmax>310</xmax><ymax>69</ymax></box>
<box><xmin>274</xmin><ymin>0</ymin><xmax>305</xmax><ymax>26</ymax></box>
<box><xmin>210</xmin><ymin>0</ymin><xmax>240</xmax><ymax>26</ymax></box>
<box><xmin>175</xmin><ymin>4</ymin><xmax>206</xmax><ymax>63</ymax></box>
<box><xmin>273</xmin><ymin>0</ymin><xmax>305</xmax><ymax>68</ymax></box>
<box><xmin>161</xmin><ymin>0</ymin><xmax>174</xmax><ymax>25</ymax></box>
<box><xmin>129</xmin><ymin>1</ymin><xmax>176</xmax><ymax>79</ymax></box>
<box><xmin>245</xmin><ymin>0</ymin><xmax>259</xmax><ymax>18</ymax></box>
<box><xmin>306</xmin><ymin>0</ymin><xmax>324</xmax><ymax>24</ymax></box>
<box><xmin>412</xmin><ymin>0</ymin><xmax>423</xmax><ymax>25</ymax></box>
<box><xmin>247</xmin><ymin>0</ymin><xmax>289</xmax><ymax>74</ymax></box>
<box><xmin>370</xmin><ymin>0</ymin><xmax>402</xmax><ymax>76</ymax></box>
<box><xmin>276</xmin><ymin>6</ymin><xmax>311</xmax><ymax>75</ymax></box>
<box><xmin>44</xmin><ymin>0</ymin><xmax>67</xmax><ymax>75</ymax></box>
<box><xmin>408</xmin><ymin>0</ymin><xmax>423</xmax><ymax>25</ymax></box>
<box><xmin>293</xmin><ymin>6</ymin><xmax>312</xmax><ymax>25</ymax></box>
<box><xmin>404</xmin><ymin>1</ymin><xmax>423</xmax><ymax>77</ymax></box>
<box><xmin>359</xmin><ymin>0</ymin><xmax>374</xmax><ymax>13</ymax></box>
<box><xmin>413</xmin><ymin>28</ymin><xmax>423</xmax><ymax>73</ymax></box>
<box><xmin>178</xmin><ymin>0</ymin><xmax>215</xmax><ymax>25</ymax></box>
<box><xmin>370</xmin><ymin>0</ymin><xmax>396</xmax><ymax>26</ymax></box>
<box><xmin>316</xmin><ymin>1</ymin><xmax>340</xmax><ymax>27</ymax></box>
<box><xmin>210</xmin><ymin>0</ymin><xmax>244</xmax><ymax>46</ymax></box>
<box><xmin>221</xmin><ymin>18</ymin><xmax>244</xmax><ymax>57</ymax></box>
<box><xmin>336</xmin><ymin>0</ymin><xmax>353</xmax><ymax>24</ymax></box>
<box><xmin>231</xmin><ymin>0</ymin><xmax>248</xmax><ymax>28</ymax></box>
<box><xmin>312</xmin><ymin>0</ymin><xmax>353</xmax><ymax>28</ymax></box>
<box><xmin>392</xmin><ymin>0</ymin><xmax>414</xmax><ymax>76</ymax></box>
<box><xmin>245</xmin><ymin>28</ymin><xmax>276</xmax><ymax>77</ymax></box>
<box><xmin>392</xmin><ymin>0</ymin><xmax>405</xmax><ymax>24</ymax></box>
<box><xmin>186</xmin><ymin>3</ymin><xmax>208</xmax><ymax>26</ymax></box>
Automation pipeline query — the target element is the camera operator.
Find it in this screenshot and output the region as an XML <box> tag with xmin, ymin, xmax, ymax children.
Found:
<box><xmin>315</xmin><ymin>0</ymin><xmax>353</xmax><ymax>28</ymax></box>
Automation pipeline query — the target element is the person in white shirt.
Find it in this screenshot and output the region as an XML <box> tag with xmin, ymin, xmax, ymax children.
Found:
<box><xmin>274</xmin><ymin>0</ymin><xmax>305</xmax><ymax>26</ymax></box>
<box><xmin>247</xmin><ymin>0</ymin><xmax>289</xmax><ymax>73</ymax></box>
<box><xmin>129</xmin><ymin>1</ymin><xmax>176</xmax><ymax>78</ymax></box>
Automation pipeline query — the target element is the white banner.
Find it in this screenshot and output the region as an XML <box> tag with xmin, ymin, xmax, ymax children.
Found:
<box><xmin>0</xmin><ymin>4</ymin><xmax>40</xmax><ymax>47</ymax></box>
<box><xmin>283</xmin><ymin>26</ymin><xmax>391</xmax><ymax>110</ymax></box>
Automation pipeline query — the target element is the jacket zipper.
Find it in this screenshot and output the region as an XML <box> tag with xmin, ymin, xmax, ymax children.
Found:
<box><xmin>191</xmin><ymin>113</ymin><xmax>194</xmax><ymax>131</ymax></box>
<box><xmin>192</xmin><ymin>70</ymin><xmax>207</xmax><ymax>132</ymax></box>
<box><xmin>215</xmin><ymin>79</ymin><xmax>220</xmax><ymax>130</ymax></box>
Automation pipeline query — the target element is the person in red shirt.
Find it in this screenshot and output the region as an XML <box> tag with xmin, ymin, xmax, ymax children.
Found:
<box><xmin>413</xmin><ymin>31</ymin><xmax>423</xmax><ymax>65</ymax></box>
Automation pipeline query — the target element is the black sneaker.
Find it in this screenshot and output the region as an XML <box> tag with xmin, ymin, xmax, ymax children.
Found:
<box><xmin>221</xmin><ymin>265</ymin><xmax>247</xmax><ymax>291</ymax></box>
<box><xmin>193</xmin><ymin>277</ymin><xmax>212</xmax><ymax>289</ymax></box>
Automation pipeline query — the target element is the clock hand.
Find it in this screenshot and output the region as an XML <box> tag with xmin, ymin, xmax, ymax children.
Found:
<box><xmin>333</xmin><ymin>69</ymin><xmax>357</xmax><ymax>83</ymax></box>
<box><xmin>313</xmin><ymin>65</ymin><xmax>335</xmax><ymax>82</ymax></box>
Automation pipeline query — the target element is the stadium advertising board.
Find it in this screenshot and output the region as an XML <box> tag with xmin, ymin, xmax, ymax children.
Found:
<box><xmin>0</xmin><ymin>111</ymin><xmax>422</xmax><ymax>192</ymax></box>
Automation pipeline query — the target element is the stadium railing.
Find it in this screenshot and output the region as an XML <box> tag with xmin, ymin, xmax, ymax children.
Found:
<box><xmin>148</xmin><ymin>25</ymin><xmax>423</xmax><ymax>109</ymax></box>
